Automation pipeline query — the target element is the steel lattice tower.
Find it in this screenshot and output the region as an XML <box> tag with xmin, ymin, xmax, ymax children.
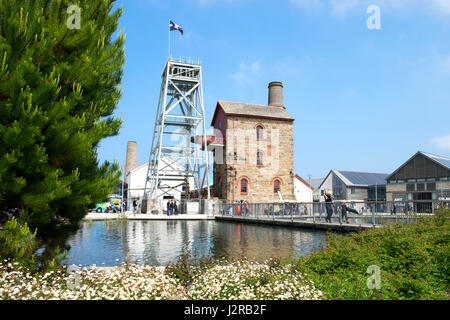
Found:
<box><xmin>143</xmin><ymin>57</ymin><xmax>210</xmax><ymax>200</ymax></box>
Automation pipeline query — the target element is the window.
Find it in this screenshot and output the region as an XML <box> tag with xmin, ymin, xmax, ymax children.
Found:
<box><xmin>256</xmin><ymin>125</ymin><xmax>263</xmax><ymax>140</ymax></box>
<box><xmin>240</xmin><ymin>178</ymin><xmax>248</xmax><ymax>194</ymax></box>
<box><xmin>256</xmin><ymin>152</ymin><xmax>263</xmax><ymax>166</ymax></box>
<box><xmin>351</xmin><ymin>187</ymin><xmax>355</xmax><ymax>194</ymax></box>
<box><xmin>273</xmin><ymin>179</ymin><xmax>281</xmax><ymax>193</ymax></box>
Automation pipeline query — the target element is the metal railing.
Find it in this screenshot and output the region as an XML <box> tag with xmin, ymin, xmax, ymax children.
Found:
<box><xmin>212</xmin><ymin>200</ymin><xmax>450</xmax><ymax>226</ymax></box>
<box><xmin>168</xmin><ymin>55</ymin><xmax>201</xmax><ymax>65</ymax></box>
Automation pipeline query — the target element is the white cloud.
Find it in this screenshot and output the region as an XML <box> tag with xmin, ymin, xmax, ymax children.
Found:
<box><xmin>430</xmin><ymin>0</ymin><xmax>450</xmax><ymax>14</ymax></box>
<box><xmin>291</xmin><ymin>0</ymin><xmax>450</xmax><ymax>19</ymax></box>
<box><xmin>329</xmin><ymin>0</ymin><xmax>360</xmax><ymax>18</ymax></box>
<box><xmin>290</xmin><ymin>0</ymin><xmax>324</xmax><ymax>12</ymax></box>
<box><xmin>230</xmin><ymin>61</ymin><xmax>263</xmax><ymax>85</ymax></box>
<box><xmin>430</xmin><ymin>134</ymin><xmax>450</xmax><ymax>151</ymax></box>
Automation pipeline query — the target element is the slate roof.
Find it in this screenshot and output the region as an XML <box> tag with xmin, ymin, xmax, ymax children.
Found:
<box><xmin>420</xmin><ymin>151</ymin><xmax>450</xmax><ymax>170</ymax></box>
<box><xmin>215</xmin><ymin>101</ymin><xmax>294</xmax><ymax>121</ymax></box>
<box><xmin>317</xmin><ymin>170</ymin><xmax>389</xmax><ymax>189</ymax></box>
<box><xmin>335</xmin><ymin>170</ymin><xmax>389</xmax><ymax>186</ymax></box>
<box><xmin>310</xmin><ymin>178</ymin><xmax>325</xmax><ymax>191</ymax></box>
<box><xmin>386</xmin><ymin>151</ymin><xmax>450</xmax><ymax>180</ymax></box>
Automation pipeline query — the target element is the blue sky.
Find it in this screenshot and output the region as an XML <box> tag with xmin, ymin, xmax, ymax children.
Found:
<box><xmin>98</xmin><ymin>0</ymin><xmax>450</xmax><ymax>180</ymax></box>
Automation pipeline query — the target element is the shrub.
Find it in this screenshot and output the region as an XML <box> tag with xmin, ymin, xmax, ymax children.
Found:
<box><xmin>292</xmin><ymin>209</ymin><xmax>450</xmax><ymax>300</ymax></box>
<box><xmin>0</xmin><ymin>217</ymin><xmax>37</xmax><ymax>270</ymax></box>
<box><xmin>0</xmin><ymin>217</ymin><xmax>66</xmax><ymax>272</ymax></box>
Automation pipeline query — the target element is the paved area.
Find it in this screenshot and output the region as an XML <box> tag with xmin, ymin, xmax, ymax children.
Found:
<box><xmin>84</xmin><ymin>211</ymin><xmax>214</xmax><ymax>221</ymax></box>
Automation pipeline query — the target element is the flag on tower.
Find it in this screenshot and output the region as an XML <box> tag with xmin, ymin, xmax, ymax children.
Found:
<box><xmin>169</xmin><ymin>20</ymin><xmax>183</xmax><ymax>36</ymax></box>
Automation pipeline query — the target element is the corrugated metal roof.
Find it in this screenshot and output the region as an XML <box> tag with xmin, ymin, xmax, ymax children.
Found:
<box><xmin>421</xmin><ymin>152</ymin><xmax>450</xmax><ymax>170</ymax></box>
<box><xmin>217</xmin><ymin>101</ymin><xmax>294</xmax><ymax>121</ymax></box>
<box><xmin>335</xmin><ymin>170</ymin><xmax>389</xmax><ymax>186</ymax></box>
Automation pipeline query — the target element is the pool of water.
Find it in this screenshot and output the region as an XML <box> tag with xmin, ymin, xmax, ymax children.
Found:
<box><xmin>64</xmin><ymin>220</ymin><xmax>328</xmax><ymax>267</ymax></box>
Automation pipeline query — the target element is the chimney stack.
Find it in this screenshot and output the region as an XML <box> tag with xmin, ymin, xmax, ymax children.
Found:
<box><xmin>125</xmin><ymin>141</ymin><xmax>138</xmax><ymax>175</ymax></box>
<box><xmin>268</xmin><ymin>81</ymin><xmax>284</xmax><ymax>108</ymax></box>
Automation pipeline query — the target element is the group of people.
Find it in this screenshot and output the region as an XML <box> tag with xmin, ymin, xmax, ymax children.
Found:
<box><xmin>323</xmin><ymin>190</ymin><xmax>359</xmax><ymax>224</ymax></box>
<box><xmin>105</xmin><ymin>201</ymin><xmax>119</xmax><ymax>213</ymax></box>
<box><xmin>166</xmin><ymin>200</ymin><xmax>178</xmax><ymax>216</ymax></box>
<box><xmin>233</xmin><ymin>200</ymin><xmax>250</xmax><ymax>216</ymax></box>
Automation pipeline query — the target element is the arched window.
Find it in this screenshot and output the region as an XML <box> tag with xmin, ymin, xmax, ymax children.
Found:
<box><xmin>273</xmin><ymin>179</ymin><xmax>281</xmax><ymax>193</ymax></box>
<box><xmin>256</xmin><ymin>152</ymin><xmax>263</xmax><ymax>166</ymax></box>
<box><xmin>240</xmin><ymin>178</ymin><xmax>248</xmax><ymax>194</ymax></box>
<box><xmin>256</xmin><ymin>125</ymin><xmax>264</xmax><ymax>140</ymax></box>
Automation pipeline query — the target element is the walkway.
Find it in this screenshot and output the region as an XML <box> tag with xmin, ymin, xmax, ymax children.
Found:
<box><xmin>83</xmin><ymin>212</ymin><xmax>214</xmax><ymax>221</ymax></box>
<box><xmin>215</xmin><ymin>215</ymin><xmax>381</xmax><ymax>232</ymax></box>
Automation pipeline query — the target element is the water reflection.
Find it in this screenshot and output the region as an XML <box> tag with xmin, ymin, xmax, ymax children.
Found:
<box><xmin>65</xmin><ymin>220</ymin><xmax>327</xmax><ymax>267</ymax></box>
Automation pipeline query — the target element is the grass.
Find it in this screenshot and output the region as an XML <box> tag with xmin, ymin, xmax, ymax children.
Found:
<box><xmin>289</xmin><ymin>209</ymin><xmax>449</xmax><ymax>299</ymax></box>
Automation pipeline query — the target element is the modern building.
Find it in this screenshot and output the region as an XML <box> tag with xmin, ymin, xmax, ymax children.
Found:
<box><xmin>210</xmin><ymin>82</ymin><xmax>296</xmax><ymax>203</ymax></box>
<box><xmin>386</xmin><ymin>151</ymin><xmax>450</xmax><ymax>212</ymax></box>
<box><xmin>311</xmin><ymin>178</ymin><xmax>325</xmax><ymax>202</ymax></box>
<box><xmin>317</xmin><ymin>170</ymin><xmax>389</xmax><ymax>207</ymax></box>
<box><xmin>294</xmin><ymin>175</ymin><xmax>313</xmax><ymax>202</ymax></box>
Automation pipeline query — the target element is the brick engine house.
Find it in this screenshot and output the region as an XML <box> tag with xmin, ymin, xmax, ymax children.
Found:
<box><xmin>210</xmin><ymin>82</ymin><xmax>295</xmax><ymax>203</ymax></box>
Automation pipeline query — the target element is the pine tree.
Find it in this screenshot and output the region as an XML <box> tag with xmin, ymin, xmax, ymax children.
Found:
<box><xmin>0</xmin><ymin>0</ymin><xmax>125</xmax><ymax>262</ymax></box>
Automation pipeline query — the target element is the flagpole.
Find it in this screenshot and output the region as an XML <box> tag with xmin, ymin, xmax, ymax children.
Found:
<box><xmin>168</xmin><ymin>19</ymin><xmax>171</xmax><ymax>58</ymax></box>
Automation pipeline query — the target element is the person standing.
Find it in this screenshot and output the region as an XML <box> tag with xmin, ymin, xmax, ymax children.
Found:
<box><xmin>324</xmin><ymin>190</ymin><xmax>333</xmax><ymax>223</ymax></box>
<box><xmin>169</xmin><ymin>200</ymin><xmax>174</xmax><ymax>216</ymax></box>
<box><xmin>167</xmin><ymin>200</ymin><xmax>171</xmax><ymax>216</ymax></box>
<box><xmin>133</xmin><ymin>198</ymin><xmax>137</xmax><ymax>214</ymax></box>
<box><xmin>174</xmin><ymin>201</ymin><xmax>178</xmax><ymax>215</ymax></box>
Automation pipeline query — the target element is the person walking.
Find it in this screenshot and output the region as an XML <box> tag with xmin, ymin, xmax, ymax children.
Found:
<box><xmin>341</xmin><ymin>201</ymin><xmax>359</xmax><ymax>224</ymax></box>
<box><xmin>324</xmin><ymin>190</ymin><xmax>333</xmax><ymax>223</ymax></box>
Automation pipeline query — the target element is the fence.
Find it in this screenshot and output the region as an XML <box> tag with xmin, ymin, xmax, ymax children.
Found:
<box><xmin>212</xmin><ymin>200</ymin><xmax>450</xmax><ymax>226</ymax></box>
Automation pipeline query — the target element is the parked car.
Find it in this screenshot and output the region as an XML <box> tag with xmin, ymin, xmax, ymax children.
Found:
<box><xmin>93</xmin><ymin>198</ymin><xmax>122</xmax><ymax>213</ymax></box>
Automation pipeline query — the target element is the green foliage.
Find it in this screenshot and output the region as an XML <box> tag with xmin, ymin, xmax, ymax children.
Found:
<box><xmin>0</xmin><ymin>0</ymin><xmax>124</xmax><ymax>264</ymax></box>
<box><xmin>0</xmin><ymin>217</ymin><xmax>37</xmax><ymax>269</ymax></box>
<box><xmin>165</xmin><ymin>247</ymin><xmax>216</xmax><ymax>285</ymax></box>
<box><xmin>292</xmin><ymin>209</ymin><xmax>450</xmax><ymax>300</ymax></box>
<box><xmin>0</xmin><ymin>217</ymin><xmax>66</xmax><ymax>272</ymax></box>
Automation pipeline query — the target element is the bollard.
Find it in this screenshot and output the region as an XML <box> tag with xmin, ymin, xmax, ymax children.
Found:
<box><xmin>372</xmin><ymin>203</ymin><xmax>375</xmax><ymax>226</ymax></box>
<box><xmin>313</xmin><ymin>202</ymin><xmax>315</xmax><ymax>223</ymax></box>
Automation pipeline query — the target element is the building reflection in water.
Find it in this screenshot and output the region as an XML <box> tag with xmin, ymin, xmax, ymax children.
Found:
<box><xmin>65</xmin><ymin>220</ymin><xmax>327</xmax><ymax>267</ymax></box>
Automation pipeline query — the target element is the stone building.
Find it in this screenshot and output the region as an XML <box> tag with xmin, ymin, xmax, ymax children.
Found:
<box><xmin>210</xmin><ymin>82</ymin><xmax>295</xmax><ymax>203</ymax></box>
